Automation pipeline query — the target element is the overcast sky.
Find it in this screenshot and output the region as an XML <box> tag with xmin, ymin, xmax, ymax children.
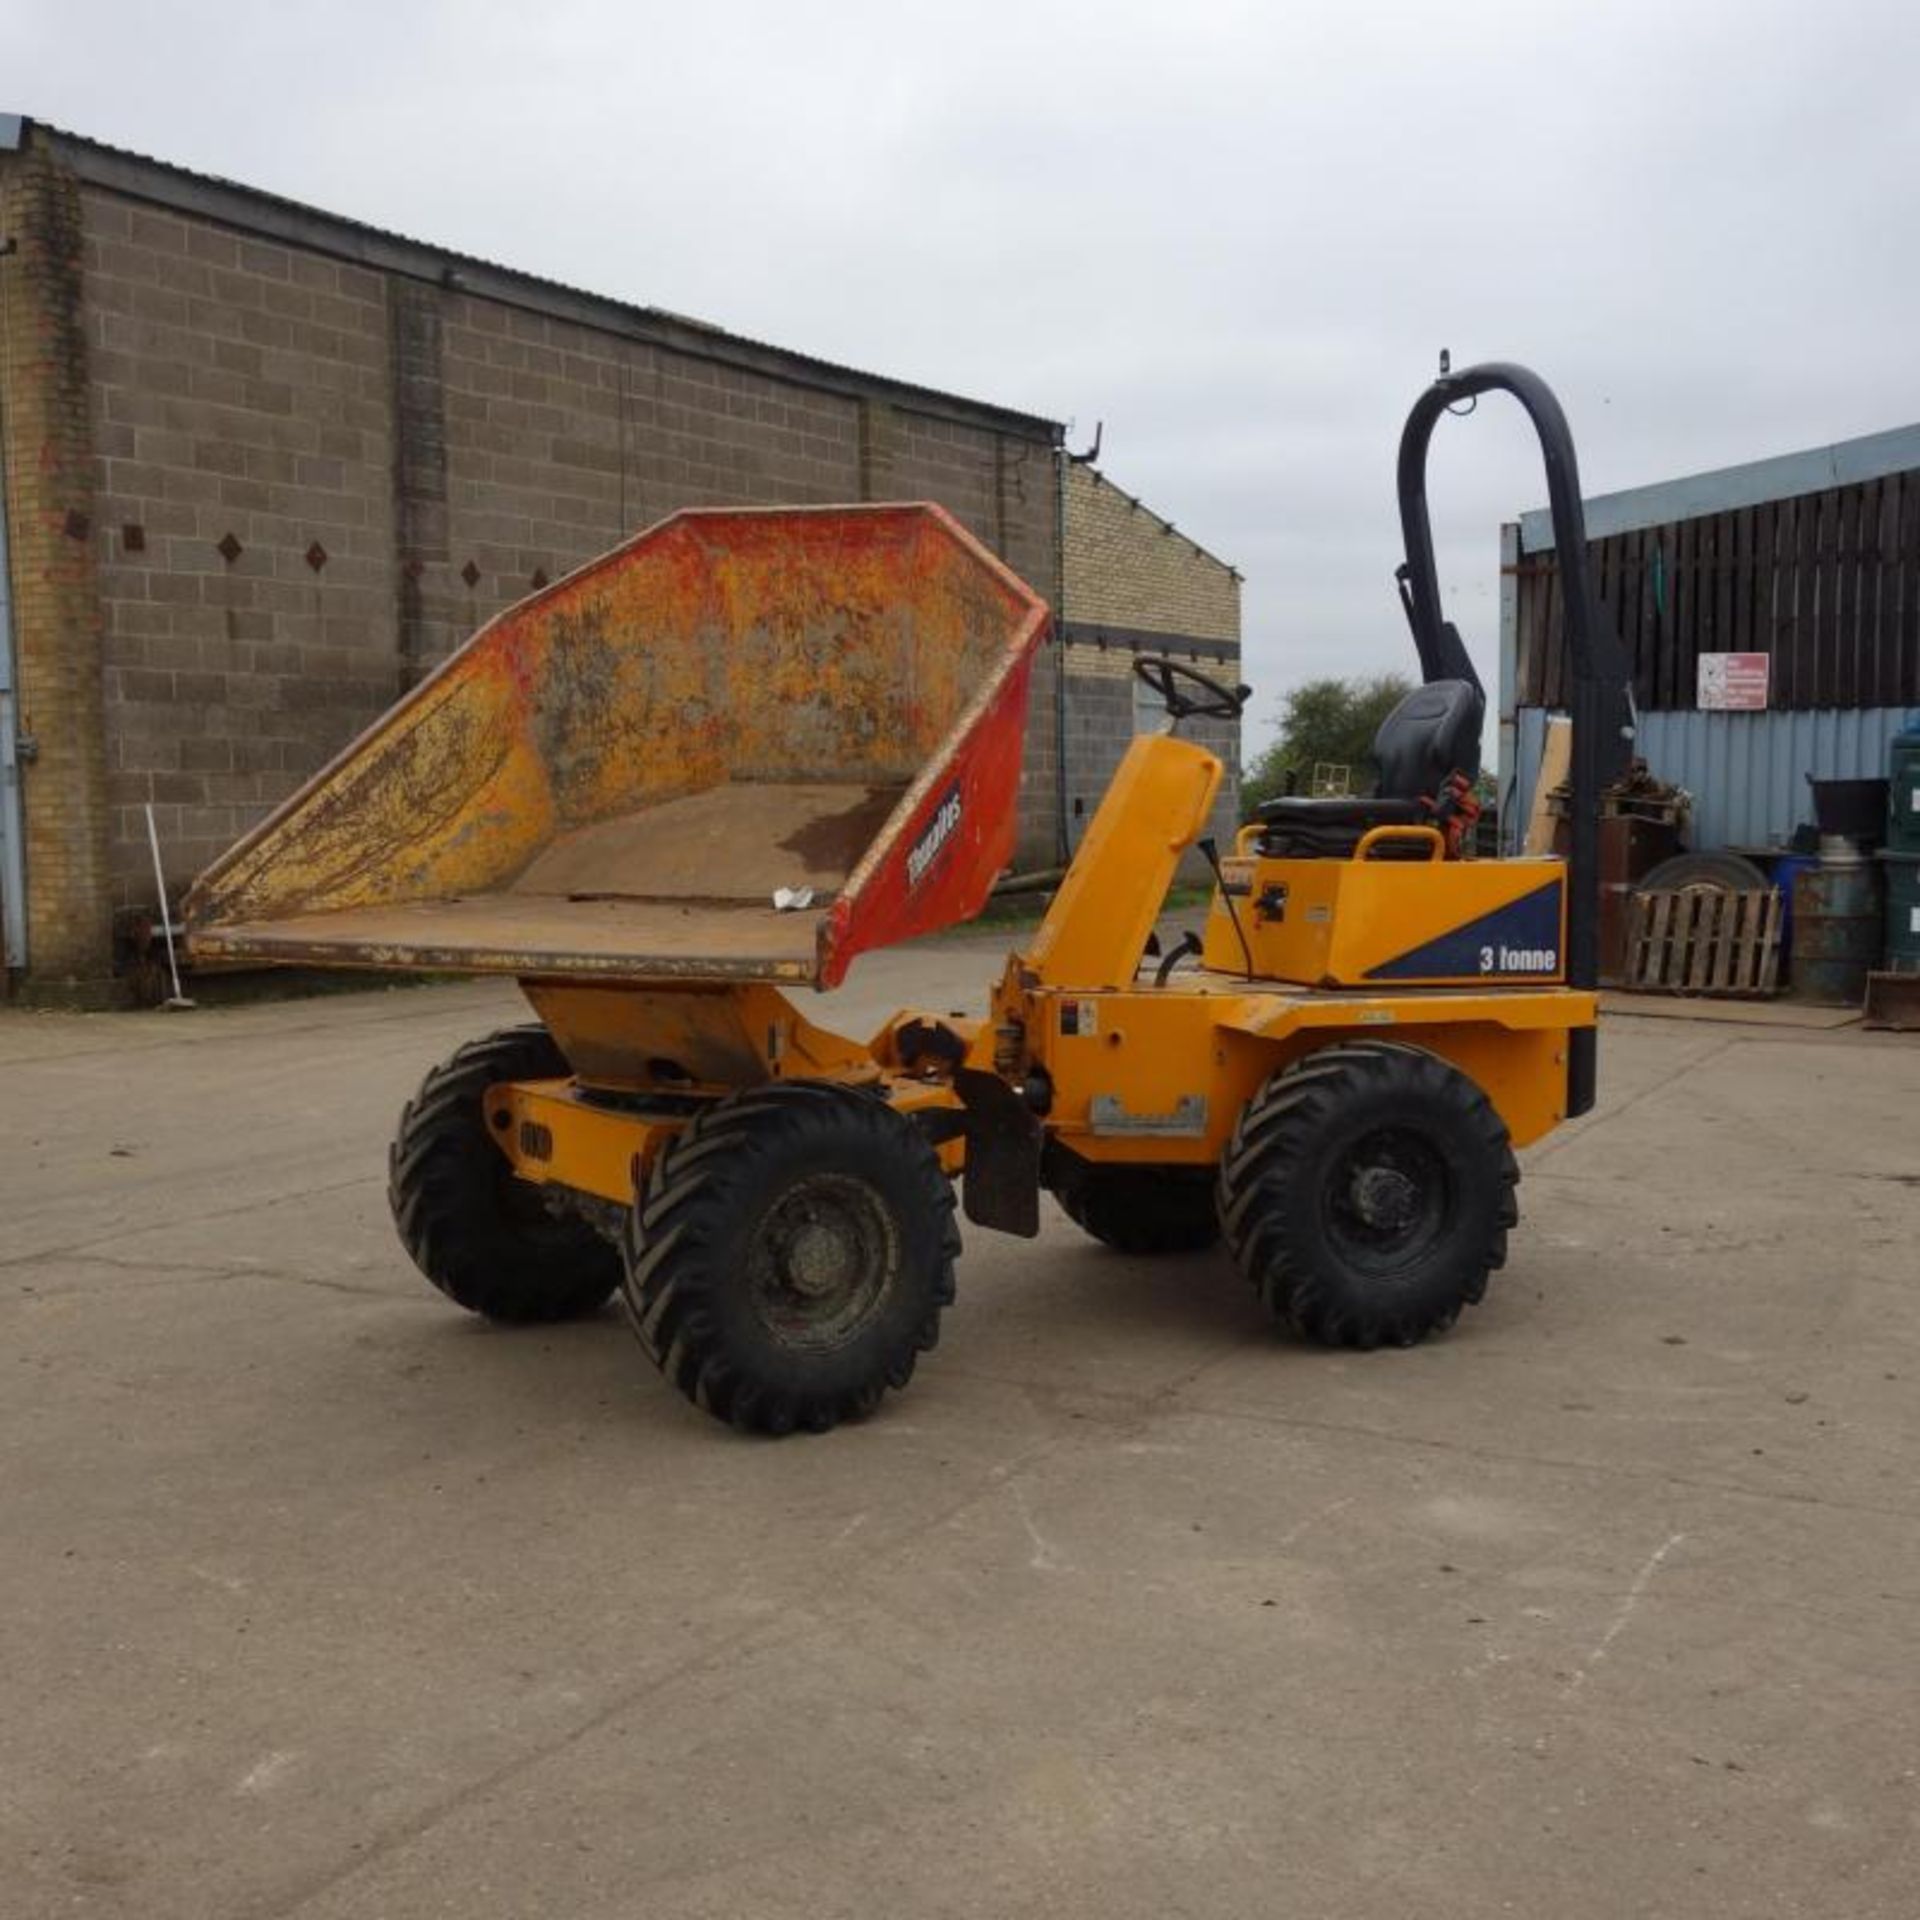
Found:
<box><xmin>8</xmin><ymin>0</ymin><xmax>1919</xmax><ymax>749</ymax></box>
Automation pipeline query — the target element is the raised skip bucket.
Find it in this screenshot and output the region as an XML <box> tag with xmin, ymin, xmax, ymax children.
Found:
<box><xmin>186</xmin><ymin>505</ymin><xmax>1049</xmax><ymax>990</ymax></box>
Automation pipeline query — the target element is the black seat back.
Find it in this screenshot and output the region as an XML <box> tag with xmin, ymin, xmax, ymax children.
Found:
<box><xmin>1372</xmin><ymin>679</ymin><xmax>1484</xmax><ymax>801</ymax></box>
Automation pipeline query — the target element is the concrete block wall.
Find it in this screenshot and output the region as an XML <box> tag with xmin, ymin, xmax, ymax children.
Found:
<box><xmin>78</xmin><ymin>224</ymin><xmax>1062</xmax><ymax>912</ymax></box>
<box><xmin>1063</xmin><ymin>462</ymin><xmax>1239</xmax><ymax>640</ymax></box>
<box><xmin>0</xmin><ymin>124</ymin><xmax>1065</xmax><ymax>994</ymax></box>
<box><xmin>1059</xmin><ymin>462</ymin><xmax>1243</xmax><ymax>871</ymax></box>
<box><xmin>425</xmin><ymin>300</ymin><xmax>870</xmax><ymax>672</ymax></box>
<box><xmin>1058</xmin><ymin>641</ymin><xmax>1241</xmax><ymax>868</ymax></box>
<box><xmin>881</xmin><ymin>409</ymin><xmax>1061</xmax><ymax>867</ymax></box>
<box><xmin>82</xmin><ymin>191</ymin><xmax>399</xmax><ymax>905</ymax></box>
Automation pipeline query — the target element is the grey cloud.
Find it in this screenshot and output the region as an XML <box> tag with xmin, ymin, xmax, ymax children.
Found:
<box><xmin>7</xmin><ymin>0</ymin><xmax>1917</xmax><ymax>737</ymax></box>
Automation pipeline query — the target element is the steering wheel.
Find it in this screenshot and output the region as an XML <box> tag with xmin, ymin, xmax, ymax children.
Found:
<box><xmin>1133</xmin><ymin>654</ymin><xmax>1250</xmax><ymax>723</ymax></box>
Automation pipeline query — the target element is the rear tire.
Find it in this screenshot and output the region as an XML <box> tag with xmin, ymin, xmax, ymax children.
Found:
<box><xmin>1050</xmin><ymin>1157</ymin><xmax>1219</xmax><ymax>1253</ymax></box>
<box><xmin>389</xmin><ymin>1025</ymin><xmax>622</xmax><ymax>1323</ymax></box>
<box><xmin>1216</xmin><ymin>1043</ymin><xmax>1518</xmax><ymax>1349</ymax></box>
<box><xmin>621</xmin><ymin>1082</ymin><xmax>958</xmax><ymax>1435</ymax></box>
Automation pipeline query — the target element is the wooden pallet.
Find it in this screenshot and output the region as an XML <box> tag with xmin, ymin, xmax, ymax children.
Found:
<box><xmin>1626</xmin><ymin>886</ymin><xmax>1782</xmax><ymax>997</ymax></box>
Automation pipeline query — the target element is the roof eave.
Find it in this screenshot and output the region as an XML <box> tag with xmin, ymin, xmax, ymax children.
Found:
<box><xmin>10</xmin><ymin>116</ymin><xmax>1063</xmax><ymax>445</ymax></box>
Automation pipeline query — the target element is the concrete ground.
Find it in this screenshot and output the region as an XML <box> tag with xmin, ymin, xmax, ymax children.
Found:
<box><xmin>4</xmin><ymin>939</ymin><xmax>1917</xmax><ymax>1919</ymax></box>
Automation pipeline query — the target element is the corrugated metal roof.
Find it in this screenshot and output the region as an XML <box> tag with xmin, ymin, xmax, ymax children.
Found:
<box><xmin>6</xmin><ymin>115</ymin><xmax>1062</xmax><ymax>441</ymax></box>
<box><xmin>1518</xmin><ymin>423</ymin><xmax>1920</xmax><ymax>553</ymax></box>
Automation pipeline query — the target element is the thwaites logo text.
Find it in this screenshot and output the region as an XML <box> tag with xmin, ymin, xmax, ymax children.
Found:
<box><xmin>905</xmin><ymin>783</ymin><xmax>963</xmax><ymax>890</ymax></box>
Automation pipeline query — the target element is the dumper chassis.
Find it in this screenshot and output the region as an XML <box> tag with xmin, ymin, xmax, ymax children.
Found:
<box><xmin>189</xmin><ymin>362</ymin><xmax>1632</xmax><ymax>1435</ymax></box>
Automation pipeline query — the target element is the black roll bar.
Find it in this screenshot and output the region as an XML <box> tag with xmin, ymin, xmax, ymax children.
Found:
<box><xmin>1394</xmin><ymin>361</ymin><xmax>1635</xmax><ymax>1118</ymax></box>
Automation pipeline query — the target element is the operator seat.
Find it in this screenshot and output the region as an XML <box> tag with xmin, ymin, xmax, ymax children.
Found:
<box><xmin>1255</xmin><ymin>678</ymin><xmax>1484</xmax><ymax>859</ymax></box>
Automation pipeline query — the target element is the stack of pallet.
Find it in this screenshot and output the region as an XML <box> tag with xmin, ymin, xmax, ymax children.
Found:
<box><xmin>1625</xmin><ymin>886</ymin><xmax>1782</xmax><ymax>997</ymax></box>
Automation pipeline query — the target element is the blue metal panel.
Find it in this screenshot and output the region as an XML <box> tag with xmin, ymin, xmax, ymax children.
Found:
<box><xmin>1513</xmin><ymin>706</ymin><xmax>1910</xmax><ymax>853</ymax></box>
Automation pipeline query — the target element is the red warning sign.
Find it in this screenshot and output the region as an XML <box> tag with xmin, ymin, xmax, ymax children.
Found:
<box><xmin>1697</xmin><ymin>652</ymin><xmax>1770</xmax><ymax>711</ymax></box>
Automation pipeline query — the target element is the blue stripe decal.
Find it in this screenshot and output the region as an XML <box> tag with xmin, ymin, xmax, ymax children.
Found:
<box><xmin>1363</xmin><ymin>880</ymin><xmax>1564</xmax><ymax>981</ymax></box>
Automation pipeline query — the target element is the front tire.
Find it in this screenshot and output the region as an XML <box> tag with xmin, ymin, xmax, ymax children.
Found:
<box><xmin>1217</xmin><ymin>1043</ymin><xmax>1518</xmax><ymax>1349</ymax></box>
<box><xmin>389</xmin><ymin>1025</ymin><xmax>622</xmax><ymax>1323</ymax></box>
<box><xmin>621</xmin><ymin>1082</ymin><xmax>958</xmax><ymax>1435</ymax></box>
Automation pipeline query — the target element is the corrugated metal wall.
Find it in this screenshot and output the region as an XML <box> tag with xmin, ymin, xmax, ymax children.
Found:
<box><xmin>1512</xmin><ymin>705</ymin><xmax>1911</xmax><ymax>852</ymax></box>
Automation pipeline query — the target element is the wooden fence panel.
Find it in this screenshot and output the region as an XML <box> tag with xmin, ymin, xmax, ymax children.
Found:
<box><xmin>1512</xmin><ymin>465</ymin><xmax>1920</xmax><ymax>711</ymax></box>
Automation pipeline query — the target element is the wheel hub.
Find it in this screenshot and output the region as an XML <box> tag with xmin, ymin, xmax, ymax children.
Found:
<box><xmin>782</xmin><ymin>1222</ymin><xmax>850</xmax><ymax>1297</ymax></box>
<box><xmin>1323</xmin><ymin>1123</ymin><xmax>1451</xmax><ymax>1272</ymax></box>
<box><xmin>747</xmin><ymin>1172</ymin><xmax>898</xmax><ymax>1352</ymax></box>
<box><xmin>1350</xmin><ymin>1164</ymin><xmax>1420</xmax><ymax>1234</ymax></box>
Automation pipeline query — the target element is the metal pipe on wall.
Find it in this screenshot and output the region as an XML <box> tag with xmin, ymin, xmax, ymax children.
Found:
<box><xmin>0</xmin><ymin>344</ymin><xmax>27</xmax><ymax>973</ymax></box>
<box><xmin>0</xmin><ymin>136</ymin><xmax>27</xmax><ymax>972</ymax></box>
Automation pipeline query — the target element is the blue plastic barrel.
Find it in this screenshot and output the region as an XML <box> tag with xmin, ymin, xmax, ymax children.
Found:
<box><xmin>1770</xmin><ymin>851</ymin><xmax>1816</xmax><ymax>966</ymax></box>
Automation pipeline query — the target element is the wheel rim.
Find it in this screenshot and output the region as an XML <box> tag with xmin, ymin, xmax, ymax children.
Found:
<box><xmin>1321</xmin><ymin>1126</ymin><xmax>1451</xmax><ymax>1275</ymax></box>
<box><xmin>746</xmin><ymin>1172</ymin><xmax>898</xmax><ymax>1352</ymax></box>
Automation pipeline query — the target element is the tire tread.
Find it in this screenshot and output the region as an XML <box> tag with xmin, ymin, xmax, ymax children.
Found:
<box><xmin>620</xmin><ymin>1082</ymin><xmax>957</xmax><ymax>1434</ymax></box>
<box><xmin>1217</xmin><ymin>1042</ymin><xmax>1519</xmax><ymax>1349</ymax></box>
<box><xmin>389</xmin><ymin>1025</ymin><xmax>621</xmax><ymax>1323</ymax></box>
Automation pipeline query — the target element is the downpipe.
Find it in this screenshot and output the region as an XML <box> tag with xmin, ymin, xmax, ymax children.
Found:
<box><xmin>0</xmin><ymin>362</ymin><xmax>28</xmax><ymax>975</ymax></box>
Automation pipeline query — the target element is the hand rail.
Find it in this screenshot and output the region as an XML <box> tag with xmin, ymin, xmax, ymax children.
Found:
<box><xmin>1353</xmin><ymin>824</ymin><xmax>1445</xmax><ymax>863</ymax></box>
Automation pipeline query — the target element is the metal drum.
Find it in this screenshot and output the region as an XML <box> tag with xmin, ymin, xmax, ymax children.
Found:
<box><xmin>1792</xmin><ymin>841</ymin><xmax>1884</xmax><ymax>1004</ymax></box>
<box><xmin>1881</xmin><ymin>850</ymin><xmax>1920</xmax><ymax>975</ymax></box>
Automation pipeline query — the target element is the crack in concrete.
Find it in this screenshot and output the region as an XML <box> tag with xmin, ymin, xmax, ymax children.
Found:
<box><xmin>0</xmin><ymin>1174</ymin><xmax>381</xmax><ymax>1274</ymax></box>
<box><xmin>11</xmin><ymin>1259</ymin><xmax>401</xmax><ymax>1305</ymax></box>
<box><xmin>2</xmin><ymin>1253</ymin><xmax>402</xmax><ymax>1307</ymax></box>
<box><xmin>1172</xmin><ymin>1396</ymin><xmax>1920</xmax><ymax>1525</ymax></box>
<box><xmin>19</xmin><ymin>1249</ymin><xmax>272</xmax><ymax>1281</ymax></box>
<box><xmin>0</xmin><ymin>990</ymin><xmax>517</xmax><ymax>1070</ymax></box>
<box><xmin>1563</xmin><ymin>1530</ymin><xmax>1687</xmax><ymax>1697</ymax></box>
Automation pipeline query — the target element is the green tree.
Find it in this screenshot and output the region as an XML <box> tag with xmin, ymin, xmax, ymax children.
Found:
<box><xmin>1240</xmin><ymin>672</ymin><xmax>1415</xmax><ymax>813</ymax></box>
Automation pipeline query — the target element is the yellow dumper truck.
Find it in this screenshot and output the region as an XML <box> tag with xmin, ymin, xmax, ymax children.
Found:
<box><xmin>188</xmin><ymin>361</ymin><xmax>1631</xmax><ymax>1434</ymax></box>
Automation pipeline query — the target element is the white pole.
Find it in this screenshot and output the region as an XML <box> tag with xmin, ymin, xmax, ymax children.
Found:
<box><xmin>144</xmin><ymin>802</ymin><xmax>191</xmax><ymax>1007</ymax></box>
